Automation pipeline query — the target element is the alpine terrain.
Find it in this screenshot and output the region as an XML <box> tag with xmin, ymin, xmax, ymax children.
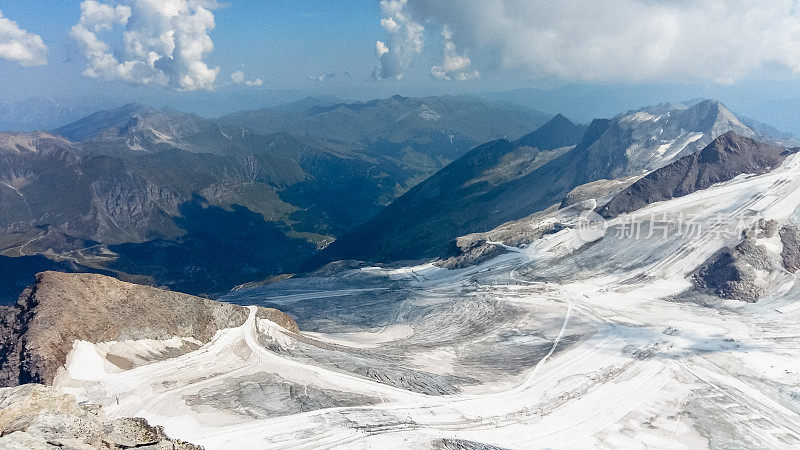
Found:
<box><xmin>0</xmin><ymin>96</ymin><xmax>546</xmax><ymax>301</ymax></box>
<box><xmin>1</xmin><ymin>99</ymin><xmax>800</xmax><ymax>448</ymax></box>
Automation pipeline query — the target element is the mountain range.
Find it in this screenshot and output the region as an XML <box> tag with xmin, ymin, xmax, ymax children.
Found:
<box><xmin>3</xmin><ymin>123</ymin><xmax>800</xmax><ymax>447</ymax></box>
<box><xmin>0</xmin><ymin>95</ymin><xmax>548</xmax><ymax>301</ymax></box>
<box><xmin>309</xmin><ymin>99</ymin><xmax>791</xmax><ymax>266</ymax></box>
<box><xmin>2</xmin><ymin>93</ymin><xmax>800</xmax><ymax>448</ymax></box>
<box><xmin>0</xmin><ymin>95</ymin><xmax>796</xmax><ymax>302</ymax></box>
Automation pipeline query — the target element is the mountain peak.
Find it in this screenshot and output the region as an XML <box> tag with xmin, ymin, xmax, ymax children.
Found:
<box><xmin>547</xmin><ymin>113</ymin><xmax>572</xmax><ymax>124</ymax></box>
<box><xmin>600</xmin><ymin>132</ymin><xmax>787</xmax><ymax>217</ymax></box>
<box><xmin>514</xmin><ymin>113</ymin><xmax>585</xmax><ymax>150</ymax></box>
<box><xmin>52</xmin><ymin>103</ymin><xmax>159</xmax><ymax>141</ymax></box>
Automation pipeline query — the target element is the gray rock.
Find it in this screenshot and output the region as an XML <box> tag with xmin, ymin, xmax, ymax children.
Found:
<box><xmin>436</xmin><ymin>239</ymin><xmax>509</xmax><ymax>270</ymax></box>
<box><xmin>0</xmin><ymin>384</ymin><xmax>202</xmax><ymax>449</ymax></box>
<box><xmin>693</xmin><ymin>221</ymin><xmax>780</xmax><ymax>302</ymax></box>
<box><xmin>779</xmin><ymin>224</ymin><xmax>800</xmax><ymax>272</ymax></box>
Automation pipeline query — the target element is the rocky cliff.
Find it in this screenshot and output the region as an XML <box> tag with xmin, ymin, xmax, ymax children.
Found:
<box><xmin>0</xmin><ymin>272</ymin><xmax>297</xmax><ymax>386</ymax></box>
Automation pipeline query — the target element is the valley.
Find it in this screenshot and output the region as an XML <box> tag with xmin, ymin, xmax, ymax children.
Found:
<box><xmin>5</xmin><ymin>3</ymin><xmax>800</xmax><ymax>448</ymax></box>
<box><xmin>0</xmin><ymin>95</ymin><xmax>547</xmax><ymax>301</ymax></box>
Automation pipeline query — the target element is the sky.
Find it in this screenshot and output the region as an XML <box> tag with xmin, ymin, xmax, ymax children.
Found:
<box><xmin>2</xmin><ymin>0</ymin><xmax>800</xmax><ymax>133</ymax></box>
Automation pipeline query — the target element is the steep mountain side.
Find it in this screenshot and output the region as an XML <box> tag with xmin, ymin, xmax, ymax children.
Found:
<box><xmin>308</xmin><ymin>100</ymin><xmax>773</xmax><ymax>266</ymax></box>
<box><xmin>0</xmin><ymin>271</ymin><xmax>297</xmax><ymax>386</ymax></box>
<box><xmin>515</xmin><ymin>113</ymin><xmax>587</xmax><ymax>150</ymax></box>
<box><xmin>307</xmin><ymin>115</ymin><xmax>595</xmax><ymax>265</ymax></box>
<box><xmin>0</xmin><ymin>130</ymin><xmax>440</xmax><ymax>299</ymax></box>
<box><xmin>578</xmin><ymin>99</ymin><xmax>754</xmax><ymax>180</ymax></box>
<box><xmin>599</xmin><ymin>132</ymin><xmax>795</xmax><ymax>217</ymax></box>
<box><xmin>2</xmin><ymin>98</ymin><xmax>553</xmax><ymax>300</ymax></box>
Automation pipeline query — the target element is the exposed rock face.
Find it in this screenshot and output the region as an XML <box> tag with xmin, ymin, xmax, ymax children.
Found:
<box><xmin>0</xmin><ymin>383</ymin><xmax>202</xmax><ymax>449</ymax></box>
<box><xmin>694</xmin><ymin>220</ymin><xmax>788</xmax><ymax>302</ymax></box>
<box><xmin>309</xmin><ymin>100</ymin><xmax>777</xmax><ymax>268</ymax></box>
<box><xmin>694</xmin><ymin>238</ymin><xmax>771</xmax><ymax>302</ymax></box>
<box><xmin>600</xmin><ymin>132</ymin><xmax>795</xmax><ymax>218</ymax></box>
<box><xmin>560</xmin><ymin>177</ymin><xmax>640</xmax><ymax>208</ymax></box>
<box><xmin>3</xmin><ymin>97</ymin><xmax>547</xmax><ymax>303</ymax></box>
<box><xmin>0</xmin><ymin>272</ymin><xmax>297</xmax><ymax>386</ymax></box>
<box><xmin>779</xmin><ymin>224</ymin><xmax>800</xmax><ymax>272</ymax></box>
<box><xmin>436</xmin><ymin>239</ymin><xmax>510</xmax><ymax>270</ymax></box>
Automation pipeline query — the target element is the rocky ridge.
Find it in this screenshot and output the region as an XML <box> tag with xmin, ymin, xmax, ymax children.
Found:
<box><xmin>0</xmin><ymin>272</ymin><xmax>297</xmax><ymax>386</ymax></box>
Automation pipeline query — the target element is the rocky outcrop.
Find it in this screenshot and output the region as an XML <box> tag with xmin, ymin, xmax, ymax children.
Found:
<box><xmin>694</xmin><ymin>238</ymin><xmax>771</xmax><ymax>302</ymax></box>
<box><xmin>436</xmin><ymin>239</ymin><xmax>510</xmax><ymax>270</ymax></box>
<box><xmin>0</xmin><ymin>383</ymin><xmax>201</xmax><ymax>449</ymax></box>
<box><xmin>600</xmin><ymin>132</ymin><xmax>795</xmax><ymax>218</ymax></box>
<box><xmin>694</xmin><ymin>220</ymin><xmax>787</xmax><ymax>302</ymax></box>
<box><xmin>0</xmin><ymin>272</ymin><xmax>297</xmax><ymax>386</ymax></box>
<box><xmin>560</xmin><ymin>177</ymin><xmax>640</xmax><ymax>208</ymax></box>
<box><xmin>779</xmin><ymin>224</ymin><xmax>800</xmax><ymax>272</ymax></box>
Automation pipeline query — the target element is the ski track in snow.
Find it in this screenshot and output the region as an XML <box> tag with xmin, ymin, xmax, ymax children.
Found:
<box><xmin>53</xmin><ymin>153</ymin><xmax>800</xmax><ymax>449</ymax></box>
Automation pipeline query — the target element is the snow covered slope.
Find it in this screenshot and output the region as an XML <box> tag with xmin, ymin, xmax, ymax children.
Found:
<box><xmin>44</xmin><ymin>144</ymin><xmax>800</xmax><ymax>448</ymax></box>
<box><xmin>581</xmin><ymin>99</ymin><xmax>756</xmax><ymax>179</ymax></box>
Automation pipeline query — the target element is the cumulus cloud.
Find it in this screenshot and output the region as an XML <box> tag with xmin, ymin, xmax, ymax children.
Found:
<box><xmin>379</xmin><ymin>0</ymin><xmax>800</xmax><ymax>83</ymax></box>
<box><xmin>231</xmin><ymin>70</ymin><xmax>262</xmax><ymax>87</ymax></box>
<box><xmin>0</xmin><ymin>11</ymin><xmax>47</xmax><ymax>66</ymax></box>
<box><xmin>71</xmin><ymin>0</ymin><xmax>220</xmax><ymax>90</ymax></box>
<box><xmin>373</xmin><ymin>0</ymin><xmax>424</xmax><ymax>80</ymax></box>
<box><xmin>430</xmin><ymin>27</ymin><xmax>479</xmax><ymax>81</ymax></box>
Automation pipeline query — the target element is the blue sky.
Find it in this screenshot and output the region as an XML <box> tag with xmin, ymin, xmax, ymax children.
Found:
<box><xmin>0</xmin><ymin>1</ymin><xmax>384</xmax><ymax>99</ymax></box>
<box><xmin>1</xmin><ymin>1</ymin><xmax>800</xmax><ymax>134</ymax></box>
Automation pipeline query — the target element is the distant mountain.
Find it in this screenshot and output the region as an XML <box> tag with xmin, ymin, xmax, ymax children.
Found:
<box><xmin>52</xmin><ymin>103</ymin><xmax>247</xmax><ymax>156</ymax></box>
<box><xmin>218</xmin><ymin>95</ymin><xmax>551</xmax><ymax>162</ymax></box>
<box><xmin>307</xmin><ymin>100</ymin><xmax>774</xmax><ymax>266</ymax></box>
<box><xmin>487</xmin><ymin>86</ymin><xmax>800</xmax><ymax>137</ymax></box>
<box><xmin>0</xmin><ymin>91</ymin><xmax>306</xmax><ymax>133</ymax></box>
<box><xmin>576</xmin><ymin>99</ymin><xmax>755</xmax><ymax>179</ymax></box>
<box><xmin>0</xmin><ymin>129</ymin><xmax>392</xmax><ymax>297</ymax></box>
<box><xmin>739</xmin><ymin>116</ymin><xmax>800</xmax><ymax>147</ymax></box>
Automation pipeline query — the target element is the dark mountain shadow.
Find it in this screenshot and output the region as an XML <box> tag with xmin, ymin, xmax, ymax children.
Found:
<box><xmin>109</xmin><ymin>196</ymin><xmax>316</xmax><ymax>297</ymax></box>
<box><xmin>0</xmin><ymin>255</ymin><xmax>117</xmax><ymax>305</ymax></box>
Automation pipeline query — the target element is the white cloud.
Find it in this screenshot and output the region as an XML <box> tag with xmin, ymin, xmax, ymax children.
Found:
<box><xmin>231</xmin><ymin>70</ymin><xmax>262</xmax><ymax>87</ymax></box>
<box><xmin>78</xmin><ymin>0</ymin><xmax>131</xmax><ymax>32</ymax></box>
<box><xmin>430</xmin><ymin>27</ymin><xmax>479</xmax><ymax>81</ymax></box>
<box><xmin>376</xmin><ymin>40</ymin><xmax>388</xmax><ymax>57</ymax></box>
<box><xmin>0</xmin><ymin>11</ymin><xmax>47</xmax><ymax>66</ymax></box>
<box><xmin>379</xmin><ymin>0</ymin><xmax>800</xmax><ymax>83</ymax></box>
<box><xmin>71</xmin><ymin>0</ymin><xmax>220</xmax><ymax>90</ymax></box>
<box><xmin>372</xmin><ymin>0</ymin><xmax>424</xmax><ymax>80</ymax></box>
